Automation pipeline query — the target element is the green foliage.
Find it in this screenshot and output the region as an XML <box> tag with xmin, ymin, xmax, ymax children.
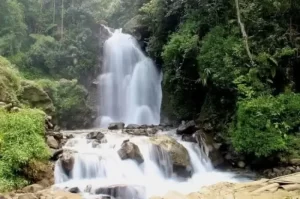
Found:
<box><xmin>231</xmin><ymin>94</ymin><xmax>300</xmax><ymax>158</ymax></box>
<box><xmin>197</xmin><ymin>26</ymin><xmax>244</xmax><ymax>88</ymax></box>
<box><xmin>38</xmin><ymin>79</ymin><xmax>91</xmax><ymax>129</ymax></box>
<box><xmin>0</xmin><ymin>56</ymin><xmax>21</xmax><ymax>103</ymax></box>
<box><xmin>0</xmin><ymin>108</ymin><xmax>50</xmax><ymax>191</ymax></box>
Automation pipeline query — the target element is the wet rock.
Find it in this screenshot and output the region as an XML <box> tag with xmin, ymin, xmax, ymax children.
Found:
<box><xmin>47</xmin><ymin>132</ymin><xmax>63</xmax><ymax>141</ymax></box>
<box><xmin>176</xmin><ymin>120</ymin><xmax>198</xmax><ymax>135</ymax></box>
<box><xmin>118</xmin><ymin>140</ymin><xmax>144</xmax><ymax>164</ymax></box>
<box><xmin>47</xmin><ymin>136</ymin><xmax>59</xmax><ymax>149</ymax></box>
<box><xmin>126</xmin><ymin>124</ymin><xmax>140</xmax><ymax>129</ymax></box>
<box><xmin>108</xmin><ymin>122</ymin><xmax>125</xmax><ymax>130</ymax></box>
<box><xmin>150</xmin><ymin>135</ymin><xmax>191</xmax><ymax>177</ymax></box>
<box><xmin>50</xmin><ymin>149</ymin><xmax>64</xmax><ymax>161</ymax></box>
<box><xmin>86</xmin><ymin>131</ymin><xmax>104</xmax><ymax>141</ymax></box>
<box><xmin>22</xmin><ymin>184</ymin><xmax>44</xmax><ymax>193</ymax></box>
<box><xmin>238</xmin><ymin>161</ymin><xmax>246</xmax><ymax>168</ymax></box>
<box><xmin>181</xmin><ymin>134</ymin><xmax>197</xmax><ymax>143</ymax></box>
<box><xmin>124</xmin><ymin>129</ymin><xmax>147</xmax><ymax>136</ymax></box>
<box><xmin>195</xmin><ymin>131</ymin><xmax>224</xmax><ymax>167</ymax></box>
<box><xmin>68</xmin><ymin>187</ymin><xmax>80</xmax><ymax>194</ymax></box>
<box><xmin>95</xmin><ymin>185</ymin><xmax>146</xmax><ymax>199</ymax></box>
<box><xmin>60</xmin><ymin>151</ymin><xmax>75</xmax><ymax>176</ymax></box>
<box><xmin>146</xmin><ymin>128</ymin><xmax>159</xmax><ymax>135</ymax></box>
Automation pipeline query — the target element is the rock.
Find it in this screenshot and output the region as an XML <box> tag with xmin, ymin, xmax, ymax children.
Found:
<box><xmin>164</xmin><ymin>191</ymin><xmax>187</xmax><ymax>199</ymax></box>
<box><xmin>0</xmin><ymin>196</ymin><xmax>6</xmax><ymax>199</ymax></box>
<box><xmin>0</xmin><ymin>102</ymin><xmax>6</xmax><ymax>107</ymax></box>
<box><xmin>22</xmin><ymin>184</ymin><xmax>44</xmax><ymax>193</ymax></box>
<box><xmin>195</xmin><ymin>131</ymin><xmax>224</xmax><ymax>167</ymax></box>
<box><xmin>95</xmin><ymin>185</ymin><xmax>146</xmax><ymax>199</ymax></box>
<box><xmin>47</xmin><ymin>132</ymin><xmax>63</xmax><ymax>141</ymax></box>
<box><xmin>126</xmin><ymin>124</ymin><xmax>140</xmax><ymax>129</ymax></box>
<box><xmin>17</xmin><ymin>193</ymin><xmax>38</xmax><ymax>199</ymax></box>
<box><xmin>146</xmin><ymin>128</ymin><xmax>159</xmax><ymax>135</ymax></box>
<box><xmin>108</xmin><ymin>122</ymin><xmax>125</xmax><ymax>130</ymax></box>
<box><xmin>50</xmin><ymin>149</ymin><xmax>64</xmax><ymax>161</ymax></box>
<box><xmin>124</xmin><ymin>129</ymin><xmax>147</xmax><ymax>136</ymax></box>
<box><xmin>86</xmin><ymin>131</ymin><xmax>104</xmax><ymax>141</ymax></box>
<box><xmin>238</xmin><ymin>161</ymin><xmax>246</xmax><ymax>168</ymax></box>
<box><xmin>150</xmin><ymin>135</ymin><xmax>191</xmax><ymax>177</ymax></box>
<box><xmin>118</xmin><ymin>140</ymin><xmax>144</xmax><ymax>164</ymax></box>
<box><xmin>68</xmin><ymin>187</ymin><xmax>80</xmax><ymax>194</ymax></box>
<box><xmin>47</xmin><ymin>136</ymin><xmax>59</xmax><ymax>149</ymax></box>
<box><xmin>11</xmin><ymin>107</ymin><xmax>20</xmax><ymax>112</ymax></box>
<box><xmin>176</xmin><ymin>120</ymin><xmax>198</xmax><ymax>135</ymax></box>
<box><xmin>18</xmin><ymin>80</ymin><xmax>55</xmax><ymax>115</ymax></box>
<box><xmin>60</xmin><ymin>151</ymin><xmax>75</xmax><ymax>176</ymax></box>
<box><xmin>289</xmin><ymin>158</ymin><xmax>300</xmax><ymax>166</ymax></box>
<box><xmin>181</xmin><ymin>134</ymin><xmax>197</xmax><ymax>143</ymax></box>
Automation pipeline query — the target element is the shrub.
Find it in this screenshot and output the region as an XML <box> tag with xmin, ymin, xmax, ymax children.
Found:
<box><xmin>0</xmin><ymin>56</ymin><xmax>21</xmax><ymax>103</ymax></box>
<box><xmin>231</xmin><ymin>94</ymin><xmax>300</xmax><ymax>158</ymax></box>
<box><xmin>0</xmin><ymin>108</ymin><xmax>50</xmax><ymax>191</ymax></box>
<box><xmin>38</xmin><ymin>78</ymin><xmax>92</xmax><ymax>129</ymax></box>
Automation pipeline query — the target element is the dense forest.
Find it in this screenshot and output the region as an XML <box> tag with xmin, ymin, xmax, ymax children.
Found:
<box><xmin>1</xmin><ymin>0</ymin><xmax>300</xmax><ymax>192</ymax></box>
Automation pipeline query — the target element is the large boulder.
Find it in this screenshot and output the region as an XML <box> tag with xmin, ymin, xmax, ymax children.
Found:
<box><xmin>195</xmin><ymin>131</ymin><xmax>224</xmax><ymax>167</ymax></box>
<box><xmin>108</xmin><ymin>122</ymin><xmax>125</xmax><ymax>130</ymax></box>
<box><xmin>150</xmin><ymin>135</ymin><xmax>191</xmax><ymax>177</ymax></box>
<box><xmin>95</xmin><ymin>185</ymin><xmax>146</xmax><ymax>199</ymax></box>
<box><xmin>118</xmin><ymin>140</ymin><xmax>144</xmax><ymax>164</ymax></box>
<box><xmin>21</xmin><ymin>184</ymin><xmax>44</xmax><ymax>193</ymax></box>
<box><xmin>176</xmin><ymin>121</ymin><xmax>198</xmax><ymax>135</ymax></box>
<box><xmin>18</xmin><ymin>80</ymin><xmax>55</xmax><ymax>115</ymax></box>
<box><xmin>59</xmin><ymin>151</ymin><xmax>75</xmax><ymax>176</ymax></box>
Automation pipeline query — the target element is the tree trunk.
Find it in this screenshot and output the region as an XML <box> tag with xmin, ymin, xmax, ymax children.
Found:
<box><xmin>235</xmin><ymin>0</ymin><xmax>254</xmax><ymax>65</ymax></box>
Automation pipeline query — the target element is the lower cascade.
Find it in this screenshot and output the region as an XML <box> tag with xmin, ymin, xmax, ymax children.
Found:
<box><xmin>53</xmin><ymin>129</ymin><xmax>248</xmax><ymax>199</ymax></box>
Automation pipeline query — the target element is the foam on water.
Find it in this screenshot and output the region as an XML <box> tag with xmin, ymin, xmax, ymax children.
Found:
<box><xmin>54</xmin><ymin>130</ymin><xmax>249</xmax><ymax>198</ymax></box>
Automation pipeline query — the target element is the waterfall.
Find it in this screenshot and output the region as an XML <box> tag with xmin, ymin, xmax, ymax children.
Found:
<box><xmin>97</xmin><ymin>28</ymin><xmax>162</xmax><ymax>127</ymax></box>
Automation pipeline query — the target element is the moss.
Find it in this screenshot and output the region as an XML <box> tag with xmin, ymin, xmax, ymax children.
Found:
<box><xmin>0</xmin><ymin>56</ymin><xmax>21</xmax><ymax>103</ymax></box>
<box><xmin>0</xmin><ymin>108</ymin><xmax>50</xmax><ymax>191</ymax></box>
<box><xmin>18</xmin><ymin>80</ymin><xmax>55</xmax><ymax>115</ymax></box>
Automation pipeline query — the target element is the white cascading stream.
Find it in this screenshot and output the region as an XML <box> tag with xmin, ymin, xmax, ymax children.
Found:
<box><xmin>97</xmin><ymin>28</ymin><xmax>162</xmax><ymax>127</ymax></box>
<box><xmin>54</xmin><ymin>131</ymin><xmax>248</xmax><ymax>198</ymax></box>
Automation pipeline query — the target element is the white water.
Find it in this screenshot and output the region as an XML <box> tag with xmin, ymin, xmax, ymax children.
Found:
<box><xmin>54</xmin><ymin>130</ymin><xmax>249</xmax><ymax>198</ymax></box>
<box><xmin>97</xmin><ymin>29</ymin><xmax>162</xmax><ymax>127</ymax></box>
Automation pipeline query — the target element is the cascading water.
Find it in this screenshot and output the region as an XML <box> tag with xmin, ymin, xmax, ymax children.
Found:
<box><xmin>54</xmin><ymin>130</ymin><xmax>250</xmax><ymax>198</ymax></box>
<box><xmin>97</xmin><ymin>28</ymin><xmax>162</xmax><ymax>127</ymax></box>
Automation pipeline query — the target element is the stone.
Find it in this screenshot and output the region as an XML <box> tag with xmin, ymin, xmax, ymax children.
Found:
<box><xmin>50</xmin><ymin>149</ymin><xmax>64</xmax><ymax>161</ymax></box>
<box><xmin>237</xmin><ymin>161</ymin><xmax>246</xmax><ymax>168</ymax></box>
<box><xmin>181</xmin><ymin>134</ymin><xmax>197</xmax><ymax>143</ymax></box>
<box><xmin>195</xmin><ymin>131</ymin><xmax>224</xmax><ymax>167</ymax></box>
<box><xmin>108</xmin><ymin>122</ymin><xmax>125</xmax><ymax>130</ymax></box>
<box><xmin>68</xmin><ymin>187</ymin><xmax>80</xmax><ymax>194</ymax></box>
<box><xmin>18</xmin><ymin>193</ymin><xmax>38</xmax><ymax>199</ymax></box>
<box><xmin>164</xmin><ymin>191</ymin><xmax>187</xmax><ymax>199</ymax></box>
<box><xmin>11</xmin><ymin>107</ymin><xmax>20</xmax><ymax>112</ymax></box>
<box><xmin>126</xmin><ymin>124</ymin><xmax>140</xmax><ymax>129</ymax></box>
<box><xmin>95</xmin><ymin>185</ymin><xmax>146</xmax><ymax>199</ymax></box>
<box><xmin>118</xmin><ymin>140</ymin><xmax>144</xmax><ymax>164</ymax></box>
<box><xmin>47</xmin><ymin>136</ymin><xmax>59</xmax><ymax>149</ymax></box>
<box><xmin>22</xmin><ymin>184</ymin><xmax>44</xmax><ymax>193</ymax></box>
<box><xmin>47</xmin><ymin>132</ymin><xmax>63</xmax><ymax>141</ymax></box>
<box><xmin>124</xmin><ymin>129</ymin><xmax>147</xmax><ymax>136</ymax></box>
<box><xmin>176</xmin><ymin>120</ymin><xmax>197</xmax><ymax>135</ymax></box>
<box><xmin>86</xmin><ymin>131</ymin><xmax>104</xmax><ymax>141</ymax></box>
<box><xmin>60</xmin><ymin>151</ymin><xmax>75</xmax><ymax>176</ymax></box>
<box><xmin>150</xmin><ymin>135</ymin><xmax>191</xmax><ymax>177</ymax></box>
<box><xmin>289</xmin><ymin>158</ymin><xmax>300</xmax><ymax>166</ymax></box>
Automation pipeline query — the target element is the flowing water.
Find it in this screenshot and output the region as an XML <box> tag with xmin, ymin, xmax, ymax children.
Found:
<box><xmin>54</xmin><ymin>130</ymin><xmax>249</xmax><ymax>198</ymax></box>
<box><xmin>53</xmin><ymin>28</ymin><xmax>250</xmax><ymax>198</ymax></box>
<box><xmin>97</xmin><ymin>28</ymin><xmax>162</xmax><ymax>128</ymax></box>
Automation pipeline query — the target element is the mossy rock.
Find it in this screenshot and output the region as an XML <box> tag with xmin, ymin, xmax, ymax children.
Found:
<box><xmin>18</xmin><ymin>80</ymin><xmax>55</xmax><ymax>115</ymax></box>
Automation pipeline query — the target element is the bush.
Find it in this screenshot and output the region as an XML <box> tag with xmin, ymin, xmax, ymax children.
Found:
<box><xmin>0</xmin><ymin>108</ymin><xmax>50</xmax><ymax>191</ymax></box>
<box><xmin>38</xmin><ymin>79</ymin><xmax>92</xmax><ymax>129</ymax></box>
<box><xmin>231</xmin><ymin>93</ymin><xmax>300</xmax><ymax>158</ymax></box>
<box><xmin>0</xmin><ymin>56</ymin><xmax>21</xmax><ymax>103</ymax></box>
